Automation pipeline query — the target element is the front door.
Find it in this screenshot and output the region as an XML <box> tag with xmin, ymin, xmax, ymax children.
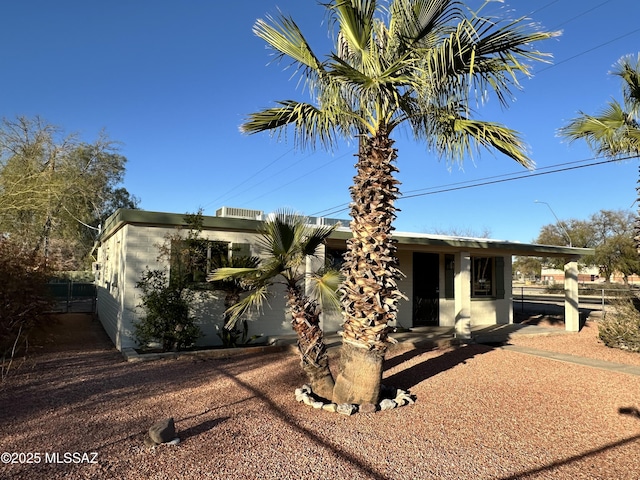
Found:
<box><xmin>413</xmin><ymin>253</ymin><xmax>440</xmax><ymax>326</ymax></box>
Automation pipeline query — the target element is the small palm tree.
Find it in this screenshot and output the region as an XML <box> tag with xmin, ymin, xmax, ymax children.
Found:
<box><xmin>208</xmin><ymin>254</ymin><xmax>261</xmax><ymax>347</ymax></box>
<box><xmin>241</xmin><ymin>0</ymin><xmax>557</xmax><ymax>405</ymax></box>
<box><xmin>209</xmin><ymin>211</ymin><xmax>341</xmax><ymax>401</ymax></box>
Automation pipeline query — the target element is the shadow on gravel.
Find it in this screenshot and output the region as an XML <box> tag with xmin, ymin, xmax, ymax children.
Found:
<box><xmin>497</xmin><ymin>432</ymin><xmax>640</xmax><ymax>480</ymax></box>
<box><xmin>211</xmin><ymin>362</ymin><xmax>394</xmax><ymax>480</ymax></box>
<box><xmin>619</xmin><ymin>406</ymin><xmax>640</xmax><ymax>418</ymax></box>
<box><xmin>179</xmin><ymin>417</ymin><xmax>231</xmax><ymax>441</ymax></box>
<box><xmin>384</xmin><ymin>343</ymin><xmax>496</xmax><ymax>391</ymax></box>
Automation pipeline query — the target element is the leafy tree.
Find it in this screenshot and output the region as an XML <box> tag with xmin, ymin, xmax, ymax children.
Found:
<box><xmin>0</xmin><ymin>116</ymin><xmax>138</xmax><ymax>269</ymax></box>
<box><xmin>134</xmin><ymin>268</ymin><xmax>201</xmax><ymax>352</ymax></box>
<box><xmin>512</xmin><ymin>256</ymin><xmax>541</xmax><ymax>282</ymax></box>
<box><xmin>591</xmin><ymin>210</ymin><xmax>639</xmax><ymax>283</ymax></box>
<box><xmin>241</xmin><ymin>0</ymin><xmax>557</xmax><ymax>405</ymax></box>
<box><xmin>210</xmin><ymin>212</ymin><xmax>341</xmax><ymax>401</ymax></box>
<box><xmin>535</xmin><ymin>209</ymin><xmax>639</xmax><ymax>282</ymax></box>
<box><xmin>0</xmin><ymin>237</ymin><xmax>54</xmax><ymax>380</ymax></box>
<box><xmin>430</xmin><ymin>226</ymin><xmax>492</xmax><ymax>238</ymax></box>
<box><xmin>536</xmin><ymin>218</ymin><xmax>595</xmax><ymax>269</ymax></box>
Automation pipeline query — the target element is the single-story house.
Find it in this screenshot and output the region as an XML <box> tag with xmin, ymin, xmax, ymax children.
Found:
<box><xmin>93</xmin><ymin>208</ymin><xmax>594</xmax><ymax>351</ymax></box>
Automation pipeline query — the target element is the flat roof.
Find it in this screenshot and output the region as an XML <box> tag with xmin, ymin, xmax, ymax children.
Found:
<box><xmin>99</xmin><ymin>209</ymin><xmax>593</xmax><ymax>258</ymax></box>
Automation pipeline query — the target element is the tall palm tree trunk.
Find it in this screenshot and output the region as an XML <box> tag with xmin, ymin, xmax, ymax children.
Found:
<box><xmin>636</xmin><ymin>164</ymin><xmax>640</xmax><ymax>253</ymax></box>
<box><xmin>286</xmin><ymin>286</ymin><xmax>335</xmax><ymax>401</ymax></box>
<box><xmin>333</xmin><ymin>130</ymin><xmax>405</xmax><ymax>405</ymax></box>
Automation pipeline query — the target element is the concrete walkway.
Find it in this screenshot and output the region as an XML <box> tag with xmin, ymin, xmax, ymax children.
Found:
<box><xmin>498</xmin><ymin>344</ymin><xmax>640</xmax><ymax>377</ymax></box>
<box><xmin>389</xmin><ymin>324</ymin><xmax>640</xmax><ymax>378</ymax></box>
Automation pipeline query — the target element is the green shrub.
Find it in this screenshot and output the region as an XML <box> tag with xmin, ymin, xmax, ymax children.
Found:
<box><xmin>598</xmin><ymin>294</ymin><xmax>640</xmax><ymax>352</ymax></box>
<box><xmin>134</xmin><ymin>268</ymin><xmax>201</xmax><ymax>352</ymax></box>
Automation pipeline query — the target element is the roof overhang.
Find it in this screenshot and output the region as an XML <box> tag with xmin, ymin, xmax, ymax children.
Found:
<box><xmin>327</xmin><ymin>228</ymin><xmax>593</xmax><ymax>258</ymax></box>
<box><xmin>99</xmin><ymin>209</ymin><xmax>594</xmax><ymax>259</ymax></box>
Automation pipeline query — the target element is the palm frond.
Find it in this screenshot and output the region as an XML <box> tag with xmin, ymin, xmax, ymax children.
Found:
<box><xmin>207</xmin><ymin>267</ymin><xmax>260</xmax><ymax>282</ymax></box>
<box><xmin>453</xmin><ymin>118</ymin><xmax>532</xmax><ymax>168</ymax></box>
<box><xmin>560</xmin><ymin>101</ymin><xmax>640</xmax><ymax>158</ymax></box>
<box><xmin>302</xmin><ymin>224</ymin><xmax>338</xmax><ymax>257</ymax></box>
<box><xmin>244</xmin><ymin>0</ymin><xmax>555</xmax><ymax>165</ymax></box>
<box><xmin>389</xmin><ymin>0</ymin><xmax>462</xmax><ymax>48</ymax></box>
<box><xmin>330</xmin><ymin>0</ymin><xmax>377</xmax><ymax>56</ymax></box>
<box><xmin>254</xmin><ymin>13</ymin><xmax>323</xmax><ymax>72</ymax></box>
<box><xmin>613</xmin><ymin>54</ymin><xmax>640</xmax><ymax>116</ymax></box>
<box><xmin>224</xmin><ymin>285</ymin><xmax>271</xmax><ymax>328</ymax></box>
<box><xmin>241</xmin><ymin>100</ymin><xmax>340</xmax><ymax>150</ymax></box>
<box><xmin>307</xmin><ymin>268</ymin><xmax>344</xmax><ymax>313</ymax></box>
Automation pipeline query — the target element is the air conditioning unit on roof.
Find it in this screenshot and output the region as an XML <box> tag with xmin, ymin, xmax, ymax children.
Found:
<box><xmin>215</xmin><ymin>207</ymin><xmax>264</xmax><ymax>220</ymax></box>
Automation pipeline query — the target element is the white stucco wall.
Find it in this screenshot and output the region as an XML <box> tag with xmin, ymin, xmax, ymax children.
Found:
<box><xmin>95</xmin><ymin>215</ymin><xmax>520</xmax><ymax>351</ymax></box>
<box><xmin>96</xmin><ymin>223</ymin><xmax>320</xmax><ymax>350</ymax></box>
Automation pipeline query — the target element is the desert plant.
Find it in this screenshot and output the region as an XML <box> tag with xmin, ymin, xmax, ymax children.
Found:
<box><xmin>210</xmin><ymin>211</ymin><xmax>341</xmax><ymax>400</ymax></box>
<box><xmin>134</xmin><ymin>268</ymin><xmax>201</xmax><ymax>352</ymax></box>
<box><xmin>599</xmin><ymin>294</ymin><xmax>640</xmax><ymax>352</ymax></box>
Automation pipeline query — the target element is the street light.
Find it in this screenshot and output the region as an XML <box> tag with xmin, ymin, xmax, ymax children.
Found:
<box><xmin>534</xmin><ymin>200</ymin><xmax>572</xmax><ymax>247</ymax></box>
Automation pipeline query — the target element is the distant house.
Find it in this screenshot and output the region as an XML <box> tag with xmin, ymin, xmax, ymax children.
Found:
<box><xmin>541</xmin><ymin>266</ymin><xmax>601</xmax><ymax>284</ymax></box>
<box><xmin>541</xmin><ymin>267</ymin><xmax>640</xmax><ymax>285</ymax></box>
<box><xmin>93</xmin><ymin>208</ymin><xmax>594</xmax><ymax>352</ymax></box>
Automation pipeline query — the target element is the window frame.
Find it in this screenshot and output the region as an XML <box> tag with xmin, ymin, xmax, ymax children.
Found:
<box><xmin>471</xmin><ymin>256</ymin><xmax>495</xmax><ymax>298</ymax></box>
<box><xmin>170</xmin><ymin>238</ymin><xmax>229</xmax><ymax>286</ymax></box>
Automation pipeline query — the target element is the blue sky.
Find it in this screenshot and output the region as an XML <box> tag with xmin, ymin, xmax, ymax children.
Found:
<box><xmin>1</xmin><ymin>0</ymin><xmax>639</xmax><ymax>243</ymax></box>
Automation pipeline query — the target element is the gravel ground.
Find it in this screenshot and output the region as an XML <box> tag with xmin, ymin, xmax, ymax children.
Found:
<box><xmin>1</xmin><ymin>313</ymin><xmax>640</xmax><ymax>480</ymax></box>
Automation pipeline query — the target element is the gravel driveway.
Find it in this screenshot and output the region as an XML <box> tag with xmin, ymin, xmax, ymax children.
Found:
<box><xmin>1</xmin><ymin>313</ymin><xmax>640</xmax><ymax>480</ymax></box>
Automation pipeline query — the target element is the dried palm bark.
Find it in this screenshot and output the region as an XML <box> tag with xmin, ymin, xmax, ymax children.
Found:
<box><xmin>287</xmin><ymin>286</ymin><xmax>335</xmax><ymax>401</ymax></box>
<box><xmin>332</xmin><ymin>131</ymin><xmax>406</xmax><ymax>405</ymax></box>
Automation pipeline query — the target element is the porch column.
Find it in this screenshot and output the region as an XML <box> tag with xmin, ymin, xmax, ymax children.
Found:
<box><xmin>454</xmin><ymin>252</ymin><xmax>472</xmax><ymax>340</ymax></box>
<box><xmin>564</xmin><ymin>258</ymin><xmax>580</xmax><ymax>332</ymax></box>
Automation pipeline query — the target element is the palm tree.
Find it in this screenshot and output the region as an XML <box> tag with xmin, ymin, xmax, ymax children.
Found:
<box><xmin>559</xmin><ymin>54</ymin><xmax>640</xmax><ymax>158</ymax></box>
<box><xmin>209</xmin><ymin>212</ymin><xmax>341</xmax><ymax>401</ymax></box>
<box><xmin>559</xmin><ymin>54</ymin><xmax>640</xmax><ymax>250</ymax></box>
<box><xmin>207</xmin><ymin>254</ymin><xmax>261</xmax><ymax>347</ymax></box>
<box><xmin>242</xmin><ymin>0</ymin><xmax>557</xmax><ymax>405</ymax></box>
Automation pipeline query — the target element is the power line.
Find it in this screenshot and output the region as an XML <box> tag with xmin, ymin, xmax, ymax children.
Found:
<box><xmin>205</xmin><ymin>1</ymin><xmax>638</xmax><ymax>215</ymax></box>
<box><xmin>401</xmin><ymin>156</ymin><xmax>626</xmax><ymax>199</ymax></box>
<box><xmin>238</xmin><ymin>151</ymin><xmax>351</xmax><ymax>207</ymax></box>
<box><xmin>200</xmin><ymin>147</ymin><xmax>295</xmax><ymax>210</ymax></box>
<box><xmin>310</xmin><ymin>154</ymin><xmax>636</xmax><ymax>217</ymax></box>
<box><xmin>538</xmin><ymin>26</ymin><xmax>640</xmax><ymax>74</ymax></box>
<box><xmin>546</xmin><ymin>0</ymin><xmax>615</xmax><ymax>30</ymax></box>
<box><xmin>212</xmin><ymin>150</ymin><xmax>317</xmax><ymax>207</ymax></box>
<box><xmin>401</xmin><ymin>157</ymin><xmax>597</xmax><ymax>196</ymax></box>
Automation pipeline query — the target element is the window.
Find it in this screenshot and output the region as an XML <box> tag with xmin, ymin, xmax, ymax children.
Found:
<box><xmin>472</xmin><ymin>257</ymin><xmax>494</xmax><ymax>297</ymax></box>
<box><xmin>170</xmin><ymin>239</ymin><xmax>229</xmax><ymax>285</ymax></box>
<box><xmin>471</xmin><ymin>256</ymin><xmax>506</xmax><ymax>299</ymax></box>
<box><xmin>325</xmin><ymin>247</ymin><xmax>347</xmax><ymax>270</ymax></box>
<box><xmin>444</xmin><ymin>254</ymin><xmax>455</xmax><ymax>299</ymax></box>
